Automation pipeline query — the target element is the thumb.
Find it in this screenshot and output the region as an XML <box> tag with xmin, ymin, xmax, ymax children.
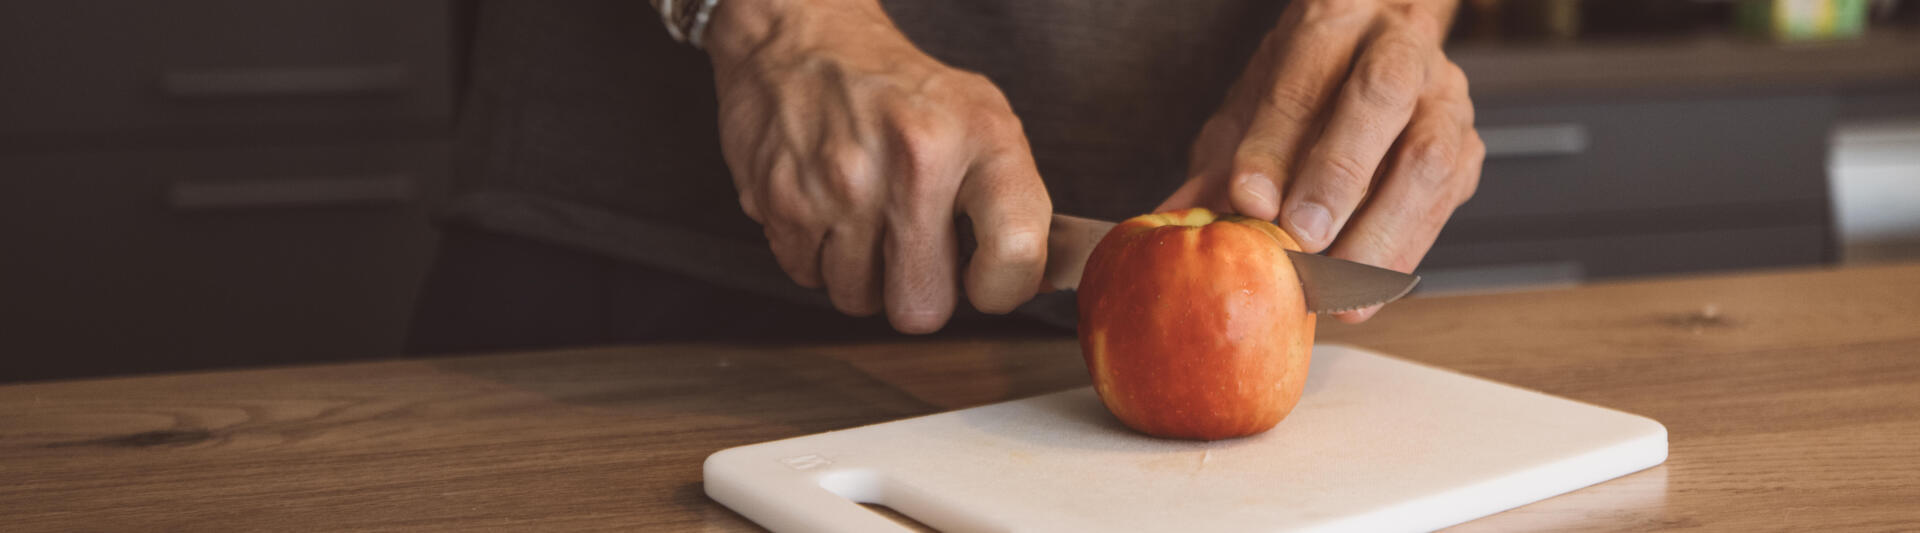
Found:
<box><xmin>955</xmin><ymin>148</ymin><xmax>1051</xmax><ymax>314</ymax></box>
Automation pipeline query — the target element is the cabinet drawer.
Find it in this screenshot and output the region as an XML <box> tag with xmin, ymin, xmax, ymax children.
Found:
<box><xmin>1461</xmin><ymin>95</ymin><xmax>1833</xmax><ymax>219</ymax></box>
<box><xmin>0</xmin><ymin>143</ymin><xmax>447</xmax><ymax>381</ymax></box>
<box><xmin>0</xmin><ymin>0</ymin><xmax>450</xmax><ymax>144</ymax></box>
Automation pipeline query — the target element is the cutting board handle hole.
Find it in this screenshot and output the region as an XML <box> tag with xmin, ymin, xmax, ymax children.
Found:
<box><xmin>858</xmin><ymin>503</ymin><xmax>941</xmax><ymax>532</ymax></box>
<box><xmin>818</xmin><ymin>469</ymin><xmax>1004</xmax><ymax>532</ymax></box>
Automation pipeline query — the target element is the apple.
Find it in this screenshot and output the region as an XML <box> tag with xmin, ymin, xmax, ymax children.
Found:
<box><xmin>1076</xmin><ymin>207</ymin><xmax>1315</xmax><ymax>440</ymax></box>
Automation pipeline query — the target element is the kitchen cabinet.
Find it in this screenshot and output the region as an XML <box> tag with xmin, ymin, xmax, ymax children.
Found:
<box><xmin>1422</xmin><ymin>33</ymin><xmax>1920</xmax><ymax>292</ymax></box>
<box><xmin>0</xmin><ymin>0</ymin><xmax>450</xmax><ymax>144</ymax></box>
<box><xmin>0</xmin><ymin>1</ymin><xmax>452</xmax><ymax>382</ymax></box>
<box><xmin>1419</xmin><ymin>94</ymin><xmax>1838</xmax><ymax>287</ymax></box>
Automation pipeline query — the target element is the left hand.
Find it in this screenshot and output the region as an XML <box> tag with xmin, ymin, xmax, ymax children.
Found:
<box><xmin>1159</xmin><ymin>0</ymin><xmax>1483</xmax><ymax>323</ymax></box>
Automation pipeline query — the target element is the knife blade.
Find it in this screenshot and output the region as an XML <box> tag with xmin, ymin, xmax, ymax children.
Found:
<box><xmin>1044</xmin><ymin>214</ymin><xmax>1419</xmax><ymax>314</ymax></box>
<box><xmin>449</xmin><ymin>192</ymin><xmax>1413</xmax><ymax>319</ymax></box>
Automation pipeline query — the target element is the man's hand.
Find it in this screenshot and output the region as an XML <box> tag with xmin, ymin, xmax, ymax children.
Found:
<box><xmin>1159</xmin><ymin>0</ymin><xmax>1482</xmax><ymax>323</ymax></box>
<box><xmin>705</xmin><ymin>0</ymin><xmax>1051</xmax><ymax>333</ymax></box>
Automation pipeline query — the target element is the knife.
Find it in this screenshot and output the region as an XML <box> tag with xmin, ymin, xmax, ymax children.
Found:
<box><xmin>1039</xmin><ymin>214</ymin><xmax>1419</xmax><ymax>314</ymax></box>
<box><xmin>444</xmin><ymin>192</ymin><xmax>1416</xmax><ymax>318</ymax></box>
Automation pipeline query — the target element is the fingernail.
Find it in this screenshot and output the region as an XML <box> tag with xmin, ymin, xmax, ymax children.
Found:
<box><xmin>1233</xmin><ymin>173</ymin><xmax>1278</xmax><ymax>218</ymax></box>
<box><xmin>1286</xmin><ymin>202</ymin><xmax>1333</xmax><ymax>246</ymax></box>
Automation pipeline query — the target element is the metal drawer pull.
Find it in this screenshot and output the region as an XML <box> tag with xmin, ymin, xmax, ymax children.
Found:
<box><xmin>161</xmin><ymin>65</ymin><xmax>410</xmax><ymax>98</ymax></box>
<box><xmin>168</xmin><ymin>175</ymin><xmax>415</xmax><ymax>210</ymax></box>
<box><xmin>1478</xmin><ymin>123</ymin><xmax>1589</xmax><ymax>158</ymax></box>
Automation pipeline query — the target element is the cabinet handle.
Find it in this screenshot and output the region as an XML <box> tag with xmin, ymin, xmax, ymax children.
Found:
<box><xmin>168</xmin><ymin>175</ymin><xmax>415</xmax><ymax>210</ymax></box>
<box><xmin>1479</xmin><ymin>123</ymin><xmax>1589</xmax><ymax>159</ymax></box>
<box><xmin>161</xmin><ymin>65</ymin><xmax>410</xmax><ymax>98</ymax></box>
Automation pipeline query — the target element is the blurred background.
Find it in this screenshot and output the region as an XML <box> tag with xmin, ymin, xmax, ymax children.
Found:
<box><xmin>3</xmin><ymin>0</ymin><xmax>1918</xmax><ymax>383</ymax></box>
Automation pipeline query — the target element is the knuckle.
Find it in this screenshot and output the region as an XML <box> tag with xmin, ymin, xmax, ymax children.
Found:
<box><xmin>889</xmin><ymin>134</ymin><xmax>959</xmax><ymax>207</ymax></box>
<box><xmin>958</xmin><ymin>71</ymin><xmax>1003</xmax><ymax>97</ymax></box>
<box><xmin>1302</xmin><ymin>0</ymin><xmax>1372</xmax><ymax>24</ymax></box>
<box><xmin>1233</xmin><ymin>148</ymin><xmax>1287</xmax><ymax>181</ymax></box>
<box><xmin>1407</xmin><ymin>139</ymin><xmax>1456</xmax><ymax>184</ymax></box>
<box><xmin>1259</xmin><ymin>83</ymin><xmax>1321</xmax><ymax>126</ymax></box>
<box><xmin>980</xmin><ymin>108</ymin><xmax>1026</xmax><ymax>140</ymax></box>
<box><xmin>1356</xmin><ymin>225</ymin><xmax>1402</xmax><ymax>262</ymax></box>
<box><xmin>1319</xmin><ymin>151</ymin><xmax>1375</xmax><ymax>191</ymax></box>
<box><xmin>1445</xmin><ymin>60</ymin><xmax>1470</xmax><ymax>93</ymax></box>
<box><xmin>821</xmin><ymin>145</ymin><xmax>875</xmax><ymax>207</ymax></box>
<box><xmin>1353</xmin><ymin>46</ymin><xmax>1423</xmax><ymax>109</ymax></box>
<box><xmin>985</xmin><ymin>229</ymin><xmax>1046</xmax><ymax>270</ymax></box>
<box><xmin>891</xmin><ymin>116</ymin><xmax>947</xmax><ymax>165</ymax></box>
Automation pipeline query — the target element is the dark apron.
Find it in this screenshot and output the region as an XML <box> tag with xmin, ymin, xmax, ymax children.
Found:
<box><xmin>409</xmin><ymin>0</ymin><xmax>1289</xmax><ymax>353</ymax></box>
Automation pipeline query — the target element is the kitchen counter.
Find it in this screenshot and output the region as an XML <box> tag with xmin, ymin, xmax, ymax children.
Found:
<box><xmin>3</xmin><ymin>264</ymin><xmax>1918</xmax><ymax>531</ymax></box>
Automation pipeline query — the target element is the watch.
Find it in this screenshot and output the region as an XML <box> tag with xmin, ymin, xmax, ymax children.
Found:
<box><xmin>652</xmin><ymin>0</ymin><xmax>722</xmax><ymax>49</ymax></box>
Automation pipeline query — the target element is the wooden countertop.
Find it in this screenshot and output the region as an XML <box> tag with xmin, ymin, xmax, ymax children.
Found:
<box><xmin>4</xmin><ymin>264</ymin><xmax>1918</xmax><ymax>531</ymax></box>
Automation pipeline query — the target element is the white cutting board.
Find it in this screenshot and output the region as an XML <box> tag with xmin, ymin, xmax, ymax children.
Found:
<box><xmin>705</xmin><ymin>344</ymin><xmax>1667</xmax><ymax>532</ymax></box>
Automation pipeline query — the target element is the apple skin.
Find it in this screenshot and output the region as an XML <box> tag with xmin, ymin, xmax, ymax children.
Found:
<box><xmin>1076</xmin><ymin>207</ymin><xmax>1315</xmax><ymax>440</ymax></box>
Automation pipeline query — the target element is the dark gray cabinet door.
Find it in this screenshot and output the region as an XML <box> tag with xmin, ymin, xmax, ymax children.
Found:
<box><xmin>1420</xmin><ymin>94</ymin><xmax>1836</xmax><ymax>287</ymax></box>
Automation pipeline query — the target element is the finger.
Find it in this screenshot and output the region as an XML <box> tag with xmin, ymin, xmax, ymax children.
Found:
<box><xmin>813</xmin><ymin>125</ymin><xmax>887</xmax><ymax>317</ymax></box>
<box><xmin>1327</xmin><ymin>103</ymin><xmax>1481</xmax><ymax>324</ymax></box>
<box><xmin>880</xmin><ymin>134</ymin><xmax>964</xmax><ymax>335</ymax></box>
<box><xmin>882</xmin><ymin>219</ymin><xmax>957</xmax><ymax>334</ymax></box>
<box><xmin>1228</xmin><ymin>5</ymin><xmax>1375</xmax><ymax>221</ymax></box>
<box><xmin>1155</xmin><ymin>176</ymin><xmax>1233</xmax><ymax>213</ymax></box>
<box><xmin>882</xmin><ymin>209</ymin><xmax>957</xmax><ymax>335</ymax></box>
<box><xmin>819</xmin><ymin>224</ymin><xmax>883</xmax><ymax>317</ymax></box>
<box><xmin>1280</xmin><ymin>29</ymin><xmax>1431</xmax><ymax>252</ymax></box>
<box><xmin>765</xmin><ymin>221</ymin><xmax>825</xmax><ymax>290</ymax></box>
<box><xmin>1160</xmin><ymin>116</ymin><xmax>1246</xmax><ymax>213</ymax></box>
<box><xmin>1328</xmin><ymin>61</ymin><xmax>1475</xmax><ymax>274</ymax></box>
<box><xmin>761</xmin><ymin>155</ymin><xmax>826</xmax><ymax>288</ymax></box>
<box><xmin>955</xmin><ymin>145</ymin><xmax>1051</xmax><ymax>316</ymax></box>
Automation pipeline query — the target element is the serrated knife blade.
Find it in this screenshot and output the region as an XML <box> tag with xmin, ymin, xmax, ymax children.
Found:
<box><xmin>1046</xmin><ymin>214</ymin><xmax>1420</xmax><ymax>314</ymax></box>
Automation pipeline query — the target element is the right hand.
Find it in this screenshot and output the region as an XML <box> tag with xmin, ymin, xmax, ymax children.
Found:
<box><xmin>704</xmin><ymin>0</ymin><xmax>1053</xmax><ymax>334</ymax></box>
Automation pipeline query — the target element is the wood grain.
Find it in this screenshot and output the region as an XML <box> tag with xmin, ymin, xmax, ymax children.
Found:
<box><xmin>3</xmin><ymin>264</ymin><xmax>1918</xmax><ymax>531</ymax></box>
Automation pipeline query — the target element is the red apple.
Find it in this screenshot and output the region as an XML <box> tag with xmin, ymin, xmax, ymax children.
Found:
<box><xmin>1076</xmin><ymin>207</ymin><xmax>1315</xmax><ymax>440</ymax></box>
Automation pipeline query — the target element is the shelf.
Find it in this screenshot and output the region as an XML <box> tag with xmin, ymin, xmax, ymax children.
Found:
<box><xmin>1449</xmin><ymin>29</ymin><xmax>1920</xmax><ymax>100</ymax></box>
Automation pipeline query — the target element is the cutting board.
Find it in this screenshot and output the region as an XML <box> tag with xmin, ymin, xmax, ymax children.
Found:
<box><xmin>704</xmin><ymin>344</ymin><xmax>1667</xmax><ymax>532</ymax></box>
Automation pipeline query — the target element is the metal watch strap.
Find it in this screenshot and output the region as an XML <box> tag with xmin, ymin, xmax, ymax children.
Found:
<box><xmin>652</xmin><ymin>0</ymin><xmax>723</xmax><ymax>49</ymax></box>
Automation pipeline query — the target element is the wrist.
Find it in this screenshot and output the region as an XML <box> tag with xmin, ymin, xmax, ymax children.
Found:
<box><xmin>705</xmin><ymin>0</ymin><xmax>893</xmax><ymax>70</ymax></box>
<box><xmin>704</xmin><ymin>0</ymin><xmax>790</xmax><ymax>63</ymax></box>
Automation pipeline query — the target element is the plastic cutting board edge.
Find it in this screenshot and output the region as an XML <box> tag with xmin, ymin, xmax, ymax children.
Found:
<box><xmin>705</xmin><ymin>344</ymin><xmax>1668</xmax><ymax>532</ymax></box>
